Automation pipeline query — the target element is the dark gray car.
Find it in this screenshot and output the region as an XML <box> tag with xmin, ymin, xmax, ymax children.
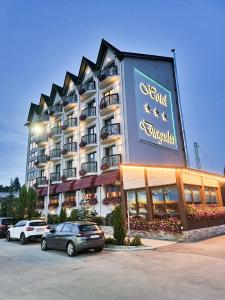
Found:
<box><xmin>41</xmin><ymin>221</ymin><xmax>105</xmax><ymax>257</ymax></box>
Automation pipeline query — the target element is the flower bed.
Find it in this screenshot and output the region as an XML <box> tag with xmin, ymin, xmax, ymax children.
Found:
<box><xmin>102</xmin><ymin>197</ymin><xmax>121</xmax><ymax>206</ymax></box>
<box><xmin>130</xmin><ymin>216</ymin><xmax>183</xmax><ymax>234</ymax></box>
<box><xmin>186</xmin><ymin>204</ymin><xmax>225</xmax><ymax>220</ymax></box>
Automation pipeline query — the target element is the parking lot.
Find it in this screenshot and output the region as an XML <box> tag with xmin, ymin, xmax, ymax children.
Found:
<box><xmin>1</xmin><ymin>236</ymin><xmax>225</xmax><ymax>300</ymax></box>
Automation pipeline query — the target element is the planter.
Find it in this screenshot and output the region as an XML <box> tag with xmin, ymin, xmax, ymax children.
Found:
<box><xmin>61</xmin><ymin>124</ymin><xmax>68</xmax><ymax>130</ymax></box>
<box><xmin>61</xmin><ymin>149</ymin><xmax>68</xmax><ymax>155</ymax></box>
<box><xmin>60</xmin><ymin>175</ymin><xmax>67</xmax><ymax>182</ymax></box>
<box><xmin>100</xmin><ymin>102</ymin><xmax>107</xmax><ymax>110</ymax></box>
<box><xmin>79</xmin><ymin>88</ymin><xmax>85</xmax><ymax>95</ymax></box>
<box><xmin>48</xmin><ymin>132</ymin><xmax>53</xmax><ymax>138</ymax></box>
<box><xmin>34</xmin><ymin>161</ymin><xmax>39</xmax><ymax>166</ymax></box>
<box><xmin>79</xmin><ymin>114</ymin><xmax>87</xmax><ymax>121</ymax></box>
<box><xmin>79</xmin><ymin>141</ymin><xmax>87</xmax><ymax>148</ymax></box>
<box><xmin>99</xmin><ymin>74</ymin><xmax>106</xmax><ymax>81</ymax></box>
<box><xmin>62</xmin><ymin>101</ymin><xmax>68</xmax><ymax>107</ymax></box>
<box><xmin>102</xmin><ymin>197</ymin><xmax>121</xmax><ymax>206</ymax></box>
<box><xmin>101</xmin><ymin>163</ymin><xmax>110</xmax><ymax>171</ymax></box>
<box><xmin>100</xmin><ymin>132</ymin><xmax>109</xmax><ymax>140</ymax></box>
<box><xmin>79</xmin><ymin>169</ymin><xmax>87</xmax><ymax>176</ymax></box>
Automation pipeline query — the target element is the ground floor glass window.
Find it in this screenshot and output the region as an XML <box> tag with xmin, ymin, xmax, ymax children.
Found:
<box><xmin>127</xmin><ymin>189</ymin><xmax>147</xmax><ymax>218</ymax></box>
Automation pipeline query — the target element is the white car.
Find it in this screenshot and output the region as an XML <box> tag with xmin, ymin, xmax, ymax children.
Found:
<box><xmin>6</xmin><ymin>220</ymin><xmax>50</xmax><ymax>244</ymax></box>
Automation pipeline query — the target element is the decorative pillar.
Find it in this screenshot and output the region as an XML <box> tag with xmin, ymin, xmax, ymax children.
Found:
<box><xmin>175</xmin><ymin>170</ymin><xmax>188</xmax><ymax>230</ymax></box>
<box><xmin>144</xmin><ymin>168</ymin><xmax>153</xmax><ymax>221</ymax></box>
<box><xmin>217</xmin><ymin>182</ymin><xmax>223</xmax><ymax>207</ymax></box>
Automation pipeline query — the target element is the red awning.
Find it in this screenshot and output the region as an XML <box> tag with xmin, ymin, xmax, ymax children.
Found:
<box><xmin>95</xmin><ymin>170</ymin><xmax>120</xmax><ymax>186</ymax></box>
<box><xmin>55</xmin><ymin>180</ymin><xmax>76</xmax><ymax>193</ymax></box>
<box><xmin>50</xmin><ymin>184</ymin><xmax>60</xmax><ymax>194</ymax></box>
<box><xmin>40</xmin><ymin>187</ymin><xmax>48</xmax><ymax>196</ymax></box>
<box><xmin>73</xmin><ymin>175</ymin><xmax>97</xmax><ymax>190</ymax></box>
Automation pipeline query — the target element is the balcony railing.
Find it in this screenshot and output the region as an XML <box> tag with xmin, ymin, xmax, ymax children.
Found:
<box><xmin>50</xmin><ymin>149</ymin><xmax>61</xmax><ymax>159</ymax></box>
<box><xmin>80</xmin><ymin>133</ymin><xmax>97</xmax><ymax>145</ymax></box>
<box><xmin>79</xmin><ymin>80</ymin><xmax>96</xmax><ymax>95</ymax></box>
<box><xmin>62</xmin><ymin>94</ymin><xmax>77</xmax><ymax>106</ymax></box>
<box><xmin>81</xmin><ymin>161</ymin><xmax>97</xmax><ymax>173</ymax></box>
<box><xmin>38</xmin><ymin>114</ymin><xmax>49</xmax><ymax>122</ymax></box>
<box><xmin>37</xmin><ymin>155</ymin><xmax>48</xmax><ymax>164</ymax></box>
<box><xmin>99</xmin><ymin>65</ymin><xmax>118</xmax><ymax>81</ymax></box>
<box><xmin>51</xmin><ymin>126</ymin><xmax>62</xmax><ymax>136</ymax></box>
<box><xmin>50</xmin><ymin>172</ymin><xmax>60</xmax><ymax>182</ymax></box>
<box><xmin>63</xmin><ymin>168</ymin><xmax>76</xmax><ymax>178</ymax></box>
<box><xmin>80</xmin><ymin>107</ymin><xmax>96</xmax><ymax>118</ymax></box>
<box><xmin>36</xmin><ymin>177</ymin><xmax>47</xmax><ymax>185</ymax></box>
<box><xmin>64</xmin><ymin>118</ymin><xmax>77</xmax><ymax>127</ymax></box>
<box><xmin>35</xmin><ymin>134</ymin><xmax>48</xmax><ymax>144</ymax></box>
<box><xmin>100</xmin><ymin>123</ymin><xmax>120</xmax><ymax>138</ymax></box>
<box><xmin>101</xmin><ymin>154</ymin><xmax>122</xmax><ymax>168</ymax></box>
<box><xmin>51</xmin><ymin>105</ymin><xmax>62</xmax><ymax>114</ymax></box>
<box><xmin>100</xmin><ymin>93</ymin><xmax>119</xmax><ymax>109</ymax></box>
<box><xmin>63</xmin><ymin>142</ymin><xmax>77</xmax><ymax>152</ymax></box>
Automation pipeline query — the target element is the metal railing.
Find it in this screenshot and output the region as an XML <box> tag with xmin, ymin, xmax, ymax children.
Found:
<box><xmin>50</xmin><ymin>149</ymin><xmax>61</xmax><ymax>159</ymax></box>
<box><xmin>100</xmin><ymin>123</ymin><xmax>120</xmax><ymax>136</ymax></box>
<box><xmin>63</xmin><ymin>142</ymin><xmax>77</xmax><ymax>152</ymax></box>
<box><xmin>100</xmin><ymin>93</ymin><xmax>119</xmax><ymax>108</ymax></box>
<box><xmin>64</xmin><ymin>118</ymin><xmax>77</xmax><ymax>127</ymax></box>
<box><xmin>36</xmin><ymin>177</ymin><xmax>47</xmax><ymax>185</ymax></box>
<box><xmin>99</xmin><ymin>65</ymin><xmax>117</xmax><ymax>80</ymax></box>
<box><xmin>37</xmin><ymin>155</ymin><xmax>48</xmax><ymax>164</ymax></box>
<box><xmin>63</xmin><ymin>168</ymin><xmax>76</xmax><ymax>178</ymax></box>
<box><xmin>81</xmin><ymin>133</ymin><xmax>97</xmax><ymax>145</ymax></box>
<box><xmin>79</xmin><ymin>80</ymin><xmax>95</xmax><ymax>94</ymax></box>
<box><xmin>81</xmin><ymin>161</ymin><xmax>97</xmax><ymax>173</ymax></box>
<box><xmin>51</xmin><ymin>126</ymin><xmax>62</xmax><ymax>135</ymax></box>
<box><xmin>62</xmin><ymin>94</ymin><xmax>77</xmax><ymax>105</ymax></box>
<box><xmin>101</xmin><ymin>154</ymin><xmax>122</xmax><ymax>167</ymax></box>
<box><xmin>51</xmin><ymin>105</ymin><xmax>62</xmax><ymax>114</ymax></box>
<box><xmin>80</xmin><ymin>107</ymin><xmax>96</xmax><ymax>118</ymax></box>
<box><xmin>35</xmin><ymin>134</ymin><xmax>48</xmax><ymax>144</ymax></box>
<box><xmin>50</xmin><ymin>172</ymin><xmax>60</xmax><ymax>182</ymax></box>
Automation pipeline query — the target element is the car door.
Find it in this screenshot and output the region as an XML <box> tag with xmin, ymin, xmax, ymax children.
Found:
<box><xmin>10</xmin><ymin>221</ymin><xmax>22</xmax><ymax>239</ymax></box>
<box><xmin>15</xmin><ymin>221</ymin><xmax>26</xmax><ymax>239</ymax></box>
<box><xmin>57</xmin><ymin>223</ymin><xmax>75</xmax><ymax>250</ymax></box>
<box><xmin>47</xmin><ymin>223</ymin><xmax>64</xmax><ymax>249</ymax></box>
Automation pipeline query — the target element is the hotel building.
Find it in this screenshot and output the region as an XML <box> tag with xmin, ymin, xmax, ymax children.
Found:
<box><xmin>25</xmin><ymin>39</ymin><xmax>224</xmax><ymax>224</ymax></box>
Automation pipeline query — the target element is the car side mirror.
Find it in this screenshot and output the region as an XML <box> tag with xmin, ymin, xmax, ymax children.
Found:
<box><xmin>50</xmin><ymin>228</ymin><xmax>55</xmax><ymax>234</ymax></box>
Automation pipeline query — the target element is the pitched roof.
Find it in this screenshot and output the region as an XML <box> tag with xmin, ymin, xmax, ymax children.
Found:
<box><xmin>49</xmin><ymin>83</ymin><xmax>63</xmax><ymax>104</ymax></box>
<box><xmin>62</xmin><ymin>71</ymin><xmax>78</xmax><ymax>95</ymax></box>
<box><xmin>77</xmin><ymin>56</ymin><xmax>97</xmax><ymax>84</ymax></box>
<box><xmin>27</xmin><ymin>103</ymin><xmax>40</xmax><ymax>122</ymax></box>
<box><xmin>39</xmin><ymin>94</ymin><xmax>51</xmax><ymax>108</ymax></box>
<box><xmin>96</xmin><ymin>39</ymin><xmax>122</xmax><ymax>68</ymax></box>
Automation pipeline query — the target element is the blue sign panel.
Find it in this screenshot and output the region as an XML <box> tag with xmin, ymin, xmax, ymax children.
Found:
<box><xmin>134</xmin><ymin>68</ymin><xmax>178</xmax><ymax>151</ymax></box>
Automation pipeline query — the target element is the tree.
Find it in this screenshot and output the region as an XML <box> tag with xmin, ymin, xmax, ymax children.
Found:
<box><xmin>59</xmin><ymin>207</ymin><xmax>67</xmax><ymax>223</ymax></box>
<box><xmin>13</xmin><ymin>177</ymin><xmax>21</xmax><ymax>192</ymax></box>
<box><xmin>17</xmin><ymin>185</ymin><xmax>28</xmax><ymax>219</ymax></box>
<box><xmin>70</xmin><ymin>209</ymin><xmax>79</xmax><ymax>221</ymax></box>
<box><xmin>113</xmin><ymin>205</ymin><xmax>126</xmax><ymax>245</ymax></box>
<box><xmin>27</xmin><ymin>187</ymin><xmax>38</xmax><ymax>219</ymax></box>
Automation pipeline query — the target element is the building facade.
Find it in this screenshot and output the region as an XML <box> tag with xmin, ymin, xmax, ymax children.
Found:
<box><xmin>25</xmin><ymin>39</ymin><xmax>187</xmax><ymax>217</ymax></box>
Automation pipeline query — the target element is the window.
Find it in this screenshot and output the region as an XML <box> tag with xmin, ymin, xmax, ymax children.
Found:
<box><xmin>62</xmin><ymin>223</ymin><xmax>74</xmax><ymax>232</ymax></box>
<box><xmin>55</xmin><ymin>164</ymin><xmax>61</xmax><ymax>174</ymax></box>
<box><xmin>29</xmin><ymin>221</ymin><xmax>47</xmax><ymax>227</ymax></box>
<box><xmin>40</xmin><ymin>170</ymin><xmax>44</xmax><ymax>177</ymax></box>
<box><xmin>104</xmin><ymin>116</ymin><xmax>114</xmax><ymax>126</ymax></box>
<box><xmin>67</xmin><ymin>112</ymin><xmax>74</xmax><ymax>119</ymax></box>
<box><xmin>127</xmin><ymin>189</ymin><xmax>147</xmax><ymax>218</ymax></box>
<box><xmin>184</xmin><ymin>185</ymin><xmax>201</xmax><ymax>205</ymax></box>
<box><xmin>66</xmin><ymin>136</ymin><xmax>73</xmax><ymax>143</ymax></box>
<box><xmin>104</xmin><ymin>145</ymin><xmax>115</xmax><ymax>156</ymax></box>
<box><xmin>151</xmin><ymin>186</ymin><xmax>179</xmax><ymax>217</ymax></box>
<box><xmin>65</xmin><ymin>192</ymin><xmax>76</xmax><ymax>205</ymax></box>
<box><xmin>87</xmin><ymin>152</ymin><xmax>96</xmax><ymax>162</ymax></box>
<box><xmin>87</xmin><ymin>126</ymin><xmax>95</xmax><ymax>135</ymax></box>
<box><xmin>87</xmin><ymin>99</ymin><xmax>95</xmax><ymax>108</ymax></box>
<box><xmin>205</xmin><ymin>187</ymin><xmax>218</xmax><ymax>204</ymax></box>
<box><xmin>79</xmin><ymin>224</ymin><xmax>100</xmax><ymax>232</ymax></box>
<box><xmin>104</xmin><ymin>88</ymin><xmax>113</xmax><ymax>97</ymax></box>
<box><xmin>66</xmin><ymin>160</ymin><xmax>73</xmax><ymax>169</ymax></box>
<box><xmin>55</xmin><ymin>142</ymin><xmax>61</xmax><ymax>149</ymax></box>
<box><xmin>106</xmin><ymin>185</ymin><xmax>120</xmax><ymax>198</ymax></box>
<box><xmin>55</xmin><ymin>223</ymin><xmax>64</xmax><ymax>232</ymax></box>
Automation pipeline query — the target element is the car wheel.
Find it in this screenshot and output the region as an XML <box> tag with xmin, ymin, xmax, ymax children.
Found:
<box><xmin>6</xmin><ymin>231</ymin><xmax>11</xmax><ymax>242</ymax></box>
<box><xmin>41</xmin><ymin>238</ymin><xmax>48</xmax><ymax>251</ymax></box>
<box><xmin>20</xmin><ymin>233</ymin><xmax>27</xmax><ymax>245</ymax></box>
<box><xmin>66</xmin><ymin>241</ymin><xmax>77</xmax><ymax>257</ymax></box>
<box><xmin>94</xmin><ymin>246</ymin><xmax>104</xmax><ymax>252</ymax></box>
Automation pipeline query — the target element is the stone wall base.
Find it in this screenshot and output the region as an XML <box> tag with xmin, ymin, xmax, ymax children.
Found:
<box><xmin>102</xmin><ymin>225</ymin><xmax>225</xmax><ymax>242</ymax></box>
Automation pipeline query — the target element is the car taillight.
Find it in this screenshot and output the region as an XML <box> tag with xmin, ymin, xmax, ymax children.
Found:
<box><xmin>26</xmin><ymin>227</ymin><xmax>34</xmax><ymax>231</ymax></box>
<box><xmin>77</xmin><ymin>232</ymin><xmax>87</xmax><ymax>237</ymax></box>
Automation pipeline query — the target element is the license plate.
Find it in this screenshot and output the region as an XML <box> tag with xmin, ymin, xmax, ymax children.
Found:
<box><xmin>36</xmin><ymin>228</ymin><xmax>45</xmax><ymax>232</ymax></box>
<box><xmin>90</xmin><ymin>235</ymin><xmax>99</xmax><ymax>239</ymax></box>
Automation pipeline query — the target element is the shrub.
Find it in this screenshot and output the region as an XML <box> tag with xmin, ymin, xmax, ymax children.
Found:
<box><xmin>47</xmin><ymin>214</ymin><xmax>58</xmax><ymax>224</ymax></box>
<box><xmin>59</xmin><ymin>208</ymin><xmax>67</xmax><ymax>223</ymax></box>
<box><xmin>92</xmin><ymin>216</ymin><xmax>104</xmax><ymax>225</ymax></box>
<box><xmin>130</xmin><ymin>235</ymin><xmax>142</xmax><ymax>246</ymax></box>
<box><xmin>105</xmin><ymin>211</ymin><xmax>115</xmax><ymax>226</ymax></box>
<box><xmin>113</xmin><ymin>205</ymin><xmax>126</xmax><ymax>245</ymax></box>
<box><xmin>105</xmin><ymin>237</ymin><xmax>115</xmax><ymax>245</ymax></box>
<box><xmin>70</xmin><ymin>209</ymin><xmax>79</xmax><ymax>221</ymax></box>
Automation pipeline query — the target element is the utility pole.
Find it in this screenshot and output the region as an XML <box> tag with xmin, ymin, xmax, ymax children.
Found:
<box><xmin>194</xmin><ymin>142</ymin><xmax>201</xmax><ymax>170</ymax></box>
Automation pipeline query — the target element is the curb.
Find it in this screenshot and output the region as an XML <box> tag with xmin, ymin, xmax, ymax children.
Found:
<box><xmin>104</xmin><ymin>246</ymin><xmax>155</xmax><ymax>251</ymax></box>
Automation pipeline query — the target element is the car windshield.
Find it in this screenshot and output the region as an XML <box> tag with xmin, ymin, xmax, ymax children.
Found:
<box><xmin>1</xmin><ymin>219</ymin><xmax>15</xmax><ymax>225</ymax></box>
<box><xmin>79</xmin><ymin>224</ymin><xmax>100</xmax><ymax>232</ymax></box>
<box><xmin>29</xmin><ymin>221</ymin><xmax>47</xmax><ymax>227</ymax></box>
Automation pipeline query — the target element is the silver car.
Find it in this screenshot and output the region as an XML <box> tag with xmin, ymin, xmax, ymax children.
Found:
<box><xmin>41</xmin><ymin>221</ymin><xmax>105</xmax><ymax>257</ymax></box>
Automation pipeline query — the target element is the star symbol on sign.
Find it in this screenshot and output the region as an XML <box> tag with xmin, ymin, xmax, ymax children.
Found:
<box><xmin>153</xmin><ymin>108</ymin><xmax>160</xmax><ymax>118</ymax></box>
<box><xmin>144</xmin><ymin>103</ymin><xmax>151</xmax><ymax>114</ymax></box>
<box><xmin>161</xmin><ymin>112</ymin><xmax>168</xmax><ymax>122</ymax></box>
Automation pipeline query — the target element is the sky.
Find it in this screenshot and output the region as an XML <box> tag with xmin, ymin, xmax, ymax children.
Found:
<box><xmin>0</xmin><ymin>0</ymin><xmax>225</xmax><ymax>186</ymax></box>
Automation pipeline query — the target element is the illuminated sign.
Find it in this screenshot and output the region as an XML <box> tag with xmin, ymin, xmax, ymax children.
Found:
<box><xmin>134</xmin><ymin>68</ymin><xmax>177</xmax><ymax>150</ymax></box>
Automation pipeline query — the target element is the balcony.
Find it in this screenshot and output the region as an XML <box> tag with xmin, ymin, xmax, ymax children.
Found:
<box><xmin>62</xmin><ymin>94</ymin><xmax>77</xmax><ymax>110</ymax></box>
<box><xmin>79</xmin><ymin>80</ymin><xmax>96</xmax><ymax>100</ymax></box>
<box><xmin>79</xmin><ymin>107</ymin><xmax>96</xmax><ymax>123</ymax></box>
<box><xmin>100</xmin><ymin>93</ymin><xmax>120</xmax><ymax>115</ymax></box>
<box><xmin>36</xmin><ymin>155</ymin><xmax>48</xmax><ymax>167</ymax></box>
<box><xmin>51</xmin><ymin>126</ymin><xmax>62</xmax><ymax>139</ymax></box>
<box><xmin>62</xmin><ymin>142</ymin><xmax>77</xmax><ymax>157</ymax></box>
<box><xmin>36</xmin><ymin>177</ymin><xmax>47</xmax><ymax>186</ymax></box>
<box><xmin>35</xmin><ymin>134</ymin><xmax>48</xmax><ymax>146</ymax></box>
<box><xmin>62</xmin><ymin>118</ymin><xmax>77</xmax><ymax>132</ymax></box>
<box><xmin>80</xmin><ymin>134</ymin><xmax>97</xmax><ymax>149</ymax></box>
<box><xmin>50</xmin><ymin>172</ymin><xmax>60</xmax><ymax>182</ymax></box>
<box><xmin>101</xmin><ymin>154</ymin><xmax>122</xmax><ymax>171</ymax></box>
<box><xmin>80</xmin><ymin>161</ymin><xmax>97</xmax><ymax>176</ymax></box>
<box><xmin>98</xmin><ymin>65</ymin><xmax>119</xmax><ymax>89</ymax></box>
<box><xmin>50</xmin><ymin>149</ymin><xmax>61</xmax><ymax>160</ymax></box>
<box><xmin>38</xmin><ymin>113</ymin><xmax>49</xmax><ymax>123</ymax></box>
<box><xmin>63</xmin><ymin>168</ymin><xmax>76</xmax><ymax>178</ymax></box>
<box><xmin>49</xmin><ymin>105</ymin><xmax>63</xmax><ymax>116</ymax></box>
<box><xmin>100</xmin><ymin>123</ymin><xmax>121</xmax><ymax>143</ymax></box>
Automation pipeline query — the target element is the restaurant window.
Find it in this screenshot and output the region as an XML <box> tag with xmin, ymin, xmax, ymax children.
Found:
<box><xmin>184</xmin><ymin>185</ymin><xmax>201</xmax><ymax>205</ymax></box>
<box><xmin>106</xmin><ymin>185</ymin><xmax>120</xmax><ymax>198</ymax></box>
<box><xmin>65</xmin><ymin>192</ymin><xmax>76</xmax><ymax>206</ymax></box>
<box><xmin>151</xmin><ymin>186</ymin><xmax>179</xmax><ymax>217</ymax></box>
<box><xmin>127</xmin><ymin>189</ymin><xmax>147</xmax><ymax>219</ymax></box>
<box><xmin>83</xmin><ymin>188</ymin><xmax>97</xmax><ymax>200</ymax></box>
<box><xmin>205</xmin><ymin>187</ymin><xmax>218</xmax><ymax>204</ymax></box>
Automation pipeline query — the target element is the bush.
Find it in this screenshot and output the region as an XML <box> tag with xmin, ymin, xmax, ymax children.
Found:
<box><xmin>105</xmin><ymin>211</ymin><xmax>115</xmax><ymax>226</ymax></box>
<box><xmin>130</xmin><ymin>235</ymin><xmax>142</xmax><ymax>246</ymax></box>
<box><xmin>113</xmin><ymin>205</ymin><xmax>126</xmax><ymax>245</ymax></box>
<box><xmin>92</xmin><ymin>216</ymin><xmax>104</xmax><ymax>225</ymax></box>
<box><xmin>105</xmin><ymin>237</ymin><xmax>115</xmax><ymax>245</ymax></box>
<box><xmin>70</xmin><ymin>209</ymin><xmax>79</xmax><ymax>221</ymax></box>
<box><xmin>47</xmin><ymin>214</ymin><xmax>58</xmax><ymax>224</ymax></box>
<box><xmin>59</xmin><ymin>208</ymin><xmax>67</xmax><ymax>223</ymax></box>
